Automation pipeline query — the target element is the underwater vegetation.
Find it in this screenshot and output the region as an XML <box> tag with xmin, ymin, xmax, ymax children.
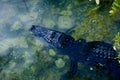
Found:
<box><xmin>89</xmin><ymin>0</ymin><xmax>120</xmax><ymax>16</ymax></box>
<box><xmin>113</xmin><ymin>32</ymin><xmax>120</xmax><ymax>51</ymax></box>
<box><xmin>113</xmin><ymin>32</ymin><xmax>120</xmax><ymax>64</ymax></box>
<box><xmin>109</xmin><ymin>0</ymin><xmax>120</xmax><ymax>16</ymax></box>
<box><xmin>89</xmin><ymin>0</ymin><xmax>103</xmax><ymax>5</ymax></box>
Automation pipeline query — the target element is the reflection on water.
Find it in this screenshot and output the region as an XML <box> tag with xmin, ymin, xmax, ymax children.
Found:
<box><xmin>0</xmin><ymin>0</ymin><xmax>120</xmax><ymax>80</ymax></box>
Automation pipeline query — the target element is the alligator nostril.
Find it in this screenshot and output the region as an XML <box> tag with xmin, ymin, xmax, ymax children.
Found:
<box><xmin>29</xmin><ymin>25</ymin><xmax>36</xmax><ymax>31</ymax></box>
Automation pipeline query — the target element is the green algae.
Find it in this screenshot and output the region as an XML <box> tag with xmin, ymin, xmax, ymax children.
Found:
<box><xmin>113</xmin><ymin>32</ymin><xmax>120</xmax><ymax>64</ymax></box>
<box><xmin>71</xmin><ymin>9</ymin><xmax>115</xmax><ymax>42</ymax></box>
<box><xmin>110</xmin><ymin>0</ymin><xmax>120</xmax><ymax>16</ymax></box>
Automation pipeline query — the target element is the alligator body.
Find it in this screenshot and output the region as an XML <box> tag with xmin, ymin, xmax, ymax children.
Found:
<box><xmin>29</xmin><ymin>25</ymin><xmax>120</xmax><ymax>80</ymax></box>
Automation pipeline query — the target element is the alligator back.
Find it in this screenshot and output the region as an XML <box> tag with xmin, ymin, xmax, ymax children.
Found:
<box><xmin>83</xmin><ymin>41</ymin><xmax>120</xmax><ymax>80</ymax></box>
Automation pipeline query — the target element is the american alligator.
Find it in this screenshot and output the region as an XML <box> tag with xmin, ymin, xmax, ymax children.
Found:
<box><xmin>29</xmin><ymin>25</ymin><xmax>120</xmax><ymax>80</ymax></box>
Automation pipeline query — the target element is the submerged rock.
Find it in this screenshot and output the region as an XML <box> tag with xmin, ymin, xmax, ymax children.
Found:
<box><xmin>55</xmin><ymin>58</ymin><xmax>65</xmax><ymax>68</ymax></box>
<box><xmin>49</xmin><ymin>49</ymin><xmax>56</xmax><ymax>56</ymax></box>
<box><xmin>43</xmin><ymin>18</ymin><xmax>55</xmax><ymax>28</ymax></box>
<box><xmin>18</xmin><ymin>12</ymin><xmax>38</xmax><ymax>22</ymax></box>
<box><xmin>10</xmin><ymin>21</ymin><xmax>23</xmax><ymax>31</ymax></box>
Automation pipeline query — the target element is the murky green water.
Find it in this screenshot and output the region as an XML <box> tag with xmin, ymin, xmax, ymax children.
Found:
<box><xmin>0</xmin><ymin>0</ymin><xmax>120</xmax><ymax>80</ymax></box>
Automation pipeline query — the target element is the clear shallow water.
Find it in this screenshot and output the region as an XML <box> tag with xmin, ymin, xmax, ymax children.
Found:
<box><xmin>0</xmin><ymin>0</ymin><xmax>120</xmax><ymax>80</ymax></box>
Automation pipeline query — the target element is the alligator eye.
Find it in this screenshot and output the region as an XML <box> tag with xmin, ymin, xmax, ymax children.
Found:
<box><xmin>61</xmin><ymin>38</ymin><xmax>70</xmax><ymax>46</ymax></box>
<box><xmin>50</xmin><ymin>32</ymin><xmax>56</xmax><ymax>38</ymax></box>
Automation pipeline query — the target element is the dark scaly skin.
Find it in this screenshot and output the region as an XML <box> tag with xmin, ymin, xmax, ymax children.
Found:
<box><xmin>29</xmin><ymin>25</ymin><xmax>120</xmax><ymax>80</ymax></box>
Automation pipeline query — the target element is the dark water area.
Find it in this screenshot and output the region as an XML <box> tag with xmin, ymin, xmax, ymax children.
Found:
<box><xmin>0</xmin><ymin>0</ymin><xmax>120</xmax><ymax>80</ymax></box>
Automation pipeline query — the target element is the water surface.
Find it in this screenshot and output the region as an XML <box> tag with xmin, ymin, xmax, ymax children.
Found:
<box><xmin>0</xmin><ymin>0</ymin><xmax>120</xmax><ymax>80</ymax></box>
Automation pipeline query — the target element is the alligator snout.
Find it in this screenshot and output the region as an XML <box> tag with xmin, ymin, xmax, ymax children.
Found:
<box><xmin>29</xmin><ymin>25</ymin><xmax>47</xmax><ymax>37</ymax></box>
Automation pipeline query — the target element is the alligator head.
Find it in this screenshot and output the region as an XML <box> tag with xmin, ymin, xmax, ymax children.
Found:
<box><xmin>29</xmin><ymin>25</ymin><xmax>75</xmax><ymax>54</ymax></box>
